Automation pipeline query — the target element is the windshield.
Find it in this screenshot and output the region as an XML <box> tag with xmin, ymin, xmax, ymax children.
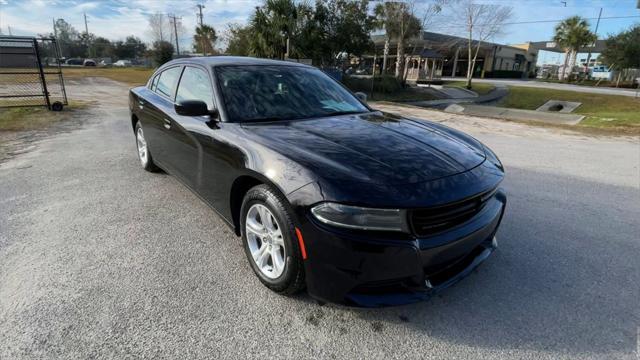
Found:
<box><xmin>215</xmin><ymin>65</ymin><xmax>368</xmax><ymax>122</ymax></box>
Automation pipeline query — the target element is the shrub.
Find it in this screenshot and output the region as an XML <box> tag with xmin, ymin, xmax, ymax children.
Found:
<box><xmin>151</xmin><ymin>41</ymin><xmax>174</xmax><ymax>67</ymax></box>
<box><xmin>342</xmin><ymin>75</ymin><xmax>402</xmax><ymax>94</ymax></box>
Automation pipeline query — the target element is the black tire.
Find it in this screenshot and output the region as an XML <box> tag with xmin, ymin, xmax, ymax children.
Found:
<box><xmin>240</xmin><ymin>184</ymin><xmax>305</xmax><ymax>295</ymax></box>
<box><xmin>134</xmin><ymin>122</ymin><xmax>160</xmax><ymax>172</ymax></box>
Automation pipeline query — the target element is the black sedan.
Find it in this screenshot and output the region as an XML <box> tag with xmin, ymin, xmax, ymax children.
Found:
<box><xmin>129</xmin><ymin>57</ymin><xmax>506</xmax><ymax>307</ymax></box>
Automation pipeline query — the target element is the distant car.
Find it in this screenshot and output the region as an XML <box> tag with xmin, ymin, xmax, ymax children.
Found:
<box><xmin>65</xmin><ymin>58</ymin><xmax>83</xmax><ymax>66</ymax></box>
<box><xmin>114</xmin><ymin>60</ymin><xmax>132</xmax><ymax>67</ymax></box>
<box><xmin>83</xmin><ymin>59</ymin><xmax>96</xmax><ymax>66</ymax></box>
<box><xmin>129</xmin><ymin>56</ymin><xmax>506</xmax><ymax>307</ymax></box>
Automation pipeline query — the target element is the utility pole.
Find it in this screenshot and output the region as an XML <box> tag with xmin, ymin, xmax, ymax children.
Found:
<box><xmin>8</xmin><ymin>26</ymin><xmax>12</xmax><ymax>36</ymax></box>
<box><xmin>168</xmin><ymin>14</ymin><xmax>181</xmax><ymax>56</ymax></box>
<box><xmin>196</xmin><ymin>4</ymin><xmax>205</xmax><ymax>55</ymax></box>
<box><xmin>83</xmin><ymin>12</ymin><xmax>93</xmax><ymax>58</ymax></box>
<box><xmin>584</xmin><ymin>7</ymin><xmax>602</xmax><ymax>76</ymax></box>
<box><xmin>196</xmin><ymin>4</ymin><xmax>205</xmax><ymax>26</ymax></box>
<box><xmin>53</xmin><ymin>18</ymin><xmax>57</xmax><ymax>38</ymax></box>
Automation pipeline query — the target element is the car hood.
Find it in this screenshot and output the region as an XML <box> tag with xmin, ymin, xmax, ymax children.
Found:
<box><xmin>242</xmin><ymin>111</ymin><xmax>487</xmax><ymax>185</ymax></box>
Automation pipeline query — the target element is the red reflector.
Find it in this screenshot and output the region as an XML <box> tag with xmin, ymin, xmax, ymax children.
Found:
<box><xmin>295</xmin><ymin>227</ymin><xmax>307</xmax><ymax>260</ymax></box>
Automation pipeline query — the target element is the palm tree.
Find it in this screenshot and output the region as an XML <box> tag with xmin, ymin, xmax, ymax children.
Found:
<box><xmin>553</xmin><ymin>16</ymin><xmax>597</xmax><ymax>81</ymax></box>
<box><xmin>193</xmin><ymin>24</ymin><xmax>217</xmax><ymax>55</ymax></box>
<box><xmin>373</xmin><ymin>3</ymin><xmax>393</xmax><ymax>75</ymax></box>
<box><xmin>250</xmin><ymin>0</ymin><xmax>298</xmax><ymax>60</ymax></box>
<box><xmin>374</xmin><ymin>2</ymin><xmax>421</xmax><ymax>80</ymax></box>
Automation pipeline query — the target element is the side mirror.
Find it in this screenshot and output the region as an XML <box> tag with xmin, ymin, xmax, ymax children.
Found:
<box><xmin>175</xmin><ymin>100</ymin><xmax>211</xmax><ymax>117</ymax></box>
<box><xmin>354</xmin><ymin>92</ymin><xmax>367</xmax><ymax>103</ymax></box>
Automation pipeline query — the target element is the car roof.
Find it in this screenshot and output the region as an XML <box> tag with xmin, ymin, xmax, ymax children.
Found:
<box><xmin>162</xmin><ymin>56</ymin><xmax>311</xmax><ymax>69</ymax></box>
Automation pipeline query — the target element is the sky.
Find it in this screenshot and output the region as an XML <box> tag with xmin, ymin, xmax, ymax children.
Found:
<box><xmin>0</xmin><ymin>0</ymin><xmax>638</xmax><ymax>59</ymax></box>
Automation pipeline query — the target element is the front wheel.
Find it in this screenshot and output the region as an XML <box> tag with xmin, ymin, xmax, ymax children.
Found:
<box><xmin>135</xmin><ymin>122</ymin><xmax>159</xmax><ymax>172</ymax></box>
<box><xmin>240</xmin><ymin>184</ymin><xmax>305</xmax><ymax>295</ymax></box>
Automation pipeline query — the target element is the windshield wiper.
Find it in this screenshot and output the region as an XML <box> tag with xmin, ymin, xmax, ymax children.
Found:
<box><xmin>323</xmin><ymin>110</ymin><xmax>369</xmax><ymax>117</ymax></box>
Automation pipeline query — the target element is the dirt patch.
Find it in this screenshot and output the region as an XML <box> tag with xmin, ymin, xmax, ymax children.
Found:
<box><xmin>0</xmin><ymin>77</ymin><xmax>129</xmax><ymax>165</ymax></box>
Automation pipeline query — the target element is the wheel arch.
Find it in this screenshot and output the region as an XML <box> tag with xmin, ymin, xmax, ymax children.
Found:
<box><xmin>131</xmin><ymin>113</ymin><xmax>139</xmax><ymax>133</ymax></box>
<box><xmin>229</xmin><ymin>171</ymin><xmax>295</xmax><ymax>236</ymax></box>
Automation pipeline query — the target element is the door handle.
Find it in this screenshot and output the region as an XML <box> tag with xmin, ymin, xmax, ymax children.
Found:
<box><xmin>163</xmin><ymin>118</ymin><xmax>171</xmax><ymax>130</ymax></box>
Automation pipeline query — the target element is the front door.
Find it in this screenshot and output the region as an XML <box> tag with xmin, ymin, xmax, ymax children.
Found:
<box><xmin>163</xmin><ymin>66</ymin><xmax>217</xmax><ymax>190</ymax></box>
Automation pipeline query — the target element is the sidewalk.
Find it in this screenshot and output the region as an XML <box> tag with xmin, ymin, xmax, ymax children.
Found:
<box><xmin>441</xmin><ymin>77</ymin><xmax>640</xmax><ymax>97</ymax></box>
<box><xmin>406</xmin><ymin>84</ymin><xmax>508</xmax><ymax>107</ymax></box>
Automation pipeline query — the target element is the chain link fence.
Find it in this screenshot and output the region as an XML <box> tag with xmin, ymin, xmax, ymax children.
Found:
<box><xmin>0</xmin><ymin>36</ymin><xmax>68</xmax><ymax>110</ymax></box>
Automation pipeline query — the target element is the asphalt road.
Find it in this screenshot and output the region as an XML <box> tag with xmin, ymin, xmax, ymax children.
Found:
<box><xmin>441</xmin><ymin>76</ymin><xmax>640</xmax><ymax>97</ymax></box>
<box><xmin>1</xmin><ymin>78</ymin><xmax>639</xmax><ymax>359</ymax></box>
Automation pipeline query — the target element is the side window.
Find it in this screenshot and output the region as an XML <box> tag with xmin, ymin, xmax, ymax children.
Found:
<box><xmin>176</xmin><ymin>66</ymin><xmax>215</xmax><ymax>110</ymax></box>
<box><xmin>155</xmin><ymin>66</ymin><xmax>183</xmax><ymax>99</ymax></box>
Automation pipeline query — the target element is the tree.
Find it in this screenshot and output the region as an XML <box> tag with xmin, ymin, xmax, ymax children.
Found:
<box><xmin>246</xmin><ymin>0</ymin><xmax>374</xmax><ymax>65</ymax></box>
<box><xmin>601</xmin><ymin>25</ymin><xmax>640</xmax><ymax>70</ymax></box>
<box><xmin>53</xmin><ymin>18</ymin><xmax>83</xmax><ymax>58</ymax></box>
<box><xmin>323</xmin><ymin>0</ymin><xmax>375</xmax><ymax>65</ymax></box>
<box><xmin>193</xmin><ymin>24</ymin><xmax>217</xmax><ymax>55</ymax></box>
<box><xmin>224</xmin><ymin>24</ymin><xmax>253</xmax><ymax>56</ymax></box>
<box><xmin>152</xmin><ymin>41</ymin><xmax>174</xmax><ymax>66</ymax></box>
<box><xmin>291</xmin><ymin>2</ymin><xmax>328</xmax><ymax>63</ymax></box>
<box><xmin>113</xmin><ymin>36</ymin><xmax>147</xmax><ymax>59</ymax></box>
<box><xmin>250</xmin><ymin>0</ymin><xmax>299</xmax><ymax>59</ymax></box>
<box><xmin>453</xmin><ymin>0</ymin><xmax>512</xmax><ymax>88</ymax></box>
<box><xmin>553</xmin><ymin>16</ymin><xmax>596</xmax><ymax>81</ymax></box>
<box><xmin>374</xmin><ymin>1</ymin><xmax>422</xmax><ymax>79</ymax></box>
<box><xmin>93</xmin><ymin>37</ymin><xmax>114</xmax><ymax>58</ymax></box>
<box><xmin>148</xmin><ymin>13</ymin><xmax>170</xmax><ymax>43</ymax></box>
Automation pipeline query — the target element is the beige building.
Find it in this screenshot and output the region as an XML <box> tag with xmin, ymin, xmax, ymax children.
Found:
<box><xmin>368</xmin><ymin>31</ymin><xmax>539</xmax><ymax>80</ymax></box>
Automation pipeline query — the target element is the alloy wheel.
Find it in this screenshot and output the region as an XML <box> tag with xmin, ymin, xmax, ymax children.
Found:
<box><xmin>136</xmin><ymin>126</ymin><xmax>148</xmax><ymax>166</ymax></box>
<box><xmin>245</xmin><ymin>204</ymin><xmax>286</xmax><ymax>279</ymax></box>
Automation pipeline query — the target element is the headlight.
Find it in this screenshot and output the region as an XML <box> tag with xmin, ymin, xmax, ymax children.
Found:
<box><xmin>310</xmin><ymin>202</ymin><xmax>408</xmax><ymax>232</ymax></box>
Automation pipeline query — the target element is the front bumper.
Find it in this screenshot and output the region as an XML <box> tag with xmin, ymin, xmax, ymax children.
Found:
<box><xmin>298</xmin><ymin>189</ymin><xmax>506</xmax><ymax>307</ymax></box>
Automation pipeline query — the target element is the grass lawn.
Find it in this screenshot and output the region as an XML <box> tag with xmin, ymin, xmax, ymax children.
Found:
<box><xmin>444</xmin><ymin>81</ymin><xmax>495</xmax><ymax>95</ymax></box>
<box><xmin>0</xmin><ymin>101</ymin><xmax>88</xmax><ymax>132</ymax></box>
<box><xmin>499</xmin><ymin>87</ymin><xmax>640</xmax><ymax>131</ymax></box>
<box><xmin>62</xmin><ymin>67</ymin><xmax>154</xmax><ymax>86</ymax></box>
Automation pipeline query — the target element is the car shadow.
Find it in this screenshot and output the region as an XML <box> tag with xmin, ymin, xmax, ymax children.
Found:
<box><xmin>340</xmin><ymin>167</ymin><xmax>640</xmax><ymax>357</ymax></box>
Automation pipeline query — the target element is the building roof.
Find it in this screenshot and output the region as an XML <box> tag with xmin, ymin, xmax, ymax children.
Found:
<box><xmin>418</xmin><ymin>49</ymin><xmax>444</xmax><ymax>58</ymax></box>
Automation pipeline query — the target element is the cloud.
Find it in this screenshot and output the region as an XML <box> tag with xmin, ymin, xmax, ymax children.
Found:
<box><xmin>1</xmin><ymin>0</ymin><xmax>637</xmax><ymax>51</ymax></box>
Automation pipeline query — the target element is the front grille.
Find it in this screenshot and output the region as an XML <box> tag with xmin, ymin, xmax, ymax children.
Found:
<box><xmin>409</xmin><ymin>188</ymin><xmax>497</xmax><ymax>237</ymax></box>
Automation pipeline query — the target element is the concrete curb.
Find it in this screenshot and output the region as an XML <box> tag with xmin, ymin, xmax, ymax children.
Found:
<box><xmin>444</xmin><ymin>104</ymin><xmax>585</xmax><ymax>125</ymax></box>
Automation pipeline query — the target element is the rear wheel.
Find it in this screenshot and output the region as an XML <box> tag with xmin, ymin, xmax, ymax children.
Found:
<box><xmin>135</xmin><ymin>122</ymin><xmax>159</xmax><ymax>172</ymax></box>
<box><xmin>240</xmin><ymin>184</ymin><xmax>305</xmax><ymax>294</ymax></box>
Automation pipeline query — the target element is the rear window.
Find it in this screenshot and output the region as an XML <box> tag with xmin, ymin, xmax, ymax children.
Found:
<box><xmin>155</xmin><ymin>66</ymin><xmax>183</xmax><ymax>99</ymax></box>
<box><xmin>150</xmin><ymin>75</ymin><xmax>160</xmax><ymax>91</ymax></box>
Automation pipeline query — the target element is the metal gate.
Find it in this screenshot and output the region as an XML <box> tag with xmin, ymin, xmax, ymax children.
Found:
<box><xmin>0</xmin><ymin>36</ymin><xmax>68</xmax><ymax>110</ymax></box>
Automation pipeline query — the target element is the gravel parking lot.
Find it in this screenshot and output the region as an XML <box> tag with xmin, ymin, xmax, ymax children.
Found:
<box><xmin>1</xmin><ymin>78</ymin><xmax>639</xmax><ymax>359</ymax></box>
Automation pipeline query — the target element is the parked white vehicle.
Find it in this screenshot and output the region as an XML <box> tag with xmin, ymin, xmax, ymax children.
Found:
<box><xmin>113</xmin><ymin>60</ymin><xmax>132</xmax><ymax>67</ymax></box>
